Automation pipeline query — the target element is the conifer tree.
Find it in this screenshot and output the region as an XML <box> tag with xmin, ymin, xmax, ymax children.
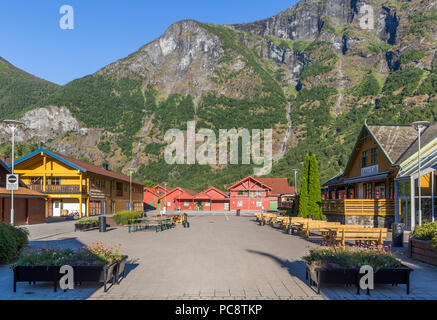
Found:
<box><xmin>298</xmin><ymin>154</ymin><xmax>310</xmax><ymax>217</ymax></box>
<box><xmin>308</xmin><ymin>154</ymin><xmax>324</xmax><ymax>219</ymax></box>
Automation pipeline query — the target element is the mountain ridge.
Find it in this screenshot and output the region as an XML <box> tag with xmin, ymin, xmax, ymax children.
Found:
<box><xmin>0</xmin><ymin>0</ymin><xmax>436</xmax><ymax>191</ymax></box>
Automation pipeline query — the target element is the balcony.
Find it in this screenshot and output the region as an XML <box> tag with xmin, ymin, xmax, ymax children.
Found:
<box><xmin>29</xmin><ymin>184</ymin><xmax>86</xmax><ymax>194</ymax></box>
<box><xmin>322</xmin><ymin>199</ymin><xmax>395</xmax><ymax>216</ymax></box>
<box><xmin>278</xmin><ymin>201</ymin><xmax>294</xmax><ymax>209</ymax></box>
<box><xmin>116</xmin><ymin>190</ymin><xmax>123</xmax><ymax>197</ymax></box>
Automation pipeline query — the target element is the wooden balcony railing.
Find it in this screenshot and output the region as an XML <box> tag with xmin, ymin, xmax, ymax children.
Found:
<box><xmin>29</xmin><ymin>184</ymin><xmax>86</xmax><ymax>194</ymax></box>
<box><xmin>322</xmin><ymin>199</ymin><xmax>395</xmax><ymax>216</ymax></box>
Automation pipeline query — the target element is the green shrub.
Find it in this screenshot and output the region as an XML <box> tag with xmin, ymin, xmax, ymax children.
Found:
<box><xmin>413</xmin><ymin>222</ymin><xmax>437</xmax><ymax>241</ymax></box>
<box><xmin>112</xmin><ymin>211</ymin><xmax>143</xmax><ymax>225</ymax></box>
<box><xmin>0</xmin><ymin>223</ymin><xmax>29</xmax><ymax>264</ymax></box>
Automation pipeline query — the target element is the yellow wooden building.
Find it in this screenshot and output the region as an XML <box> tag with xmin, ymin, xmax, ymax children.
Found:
<box><xmin>11</xmin><ymin>148</ymin><xmax>144</xmax><ymax>218</ymax></box>
<box><xmin>322</xmin><ymin>121</ymin><xmax>436</xmax><ymax>228</ymax></box>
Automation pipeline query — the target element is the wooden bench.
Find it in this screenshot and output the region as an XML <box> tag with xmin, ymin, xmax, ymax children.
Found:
<box><xmin>296</xmin><ymin>220</ymin><xmax>342</xmax><ymax>238</ymax></box>
<box><xmin>280</xmin><ymin>217</ymin><xmax>311</xmax><ymax>230</ymax></box>
<box><xmin>324</xmin><ymin>227</ymin><xmax>388</xmax><ymax>248</ymax></box>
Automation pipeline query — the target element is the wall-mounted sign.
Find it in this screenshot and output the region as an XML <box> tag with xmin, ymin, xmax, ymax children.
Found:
<box><xmin>361</xmin><ymin>164</ymin><xmax>378</xmax><ymax>177</ymax></box>
<box><xmin>90</xmin><ymin>189</ymin><xmax>106</xmax><ymax>199</ymax></box>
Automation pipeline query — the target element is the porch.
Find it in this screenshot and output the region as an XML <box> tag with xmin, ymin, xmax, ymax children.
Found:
<box><xmin>322</xmin><ymin>199</ymin><xmax>395</xmax><ymax>216</ymax></box>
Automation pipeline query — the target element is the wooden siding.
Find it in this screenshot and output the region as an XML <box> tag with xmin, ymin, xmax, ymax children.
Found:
<box><xmin>322</xmin><ymin>199</ymin><xmax>395</xmax><ymax>216</ymax></box>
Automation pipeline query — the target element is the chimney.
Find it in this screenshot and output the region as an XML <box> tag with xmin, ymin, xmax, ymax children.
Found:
<box><xmin>102</xmin><ymin>162</ymin><xmax>109</xmax><ymax>170</ymax></box>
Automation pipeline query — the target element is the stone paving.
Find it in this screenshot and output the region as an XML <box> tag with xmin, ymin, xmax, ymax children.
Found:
<box><xmin>1</xmin><ymin>214</ymin><xmax>437</xmax><ymax>300</ymax></box>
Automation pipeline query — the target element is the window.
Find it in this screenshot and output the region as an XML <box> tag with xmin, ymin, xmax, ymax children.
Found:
<box><xmin>184</xmin><ymin>202</ymin><xmax>189</xmax><ymax>207</ymax></box>
<box><xmin>371</xmin><ymin>148</ymin><xmax>377</xmax><ymax>165</ymax></box>
<box><xmin>238</xmin><ymin>191</ymin><xmax>244</xmax><ymax>196</ymax></box>
<box><xmin>257</xmin><ymin>190</ymin><xmax>262</xmax><ymax>197</ymax></box>
<box><xmin>365</xmin><ymin>183</ymin><xmax>372</xmax><ymax>199</ymax></box>
<box><xmin>362</xmin><ymin>150</ymin><xmax>368</xmax><ymax>168</ymax></box>
<box><xmin>48</xmin><ymin>177</ymin><xmax>60</xmax><ymax>185</ymax></box>
<box><xmin>256</xmin><ymin>201</ymin><xmax>262</xmax><ymax>207</ymax></box>
<box><xmin>237</xmin><ymin>200</ymin><xmax>243</xmax><ymax>207</ymax></box>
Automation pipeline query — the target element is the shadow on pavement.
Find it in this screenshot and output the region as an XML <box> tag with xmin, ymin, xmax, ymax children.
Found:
<box><xmin>246</xmin><ymin>249</ymin><xmax>308</xmax><ymax>282</ymax></box>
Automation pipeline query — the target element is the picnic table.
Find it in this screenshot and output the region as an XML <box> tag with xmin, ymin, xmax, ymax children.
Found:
<box><xmin>321</xmin><ymin>225</ymin><xmax>387</xmax><ymax>247</ymax></box>
<box><xmin>127</xmin><ymin>216</ymin><xmax>175</xmax><ymax>233</ymax></box>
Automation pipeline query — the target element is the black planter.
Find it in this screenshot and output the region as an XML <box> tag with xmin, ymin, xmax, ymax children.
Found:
<box><xmin>13</xmin><ymin>262</ymin><xmax>121</xmax><ymax>293</ymax></box>
<box><xmin>305</xmin><ymin>264</ymin><xmax>413</xmax><ymax>295</ymax></box>
<box><xmin>73</xmin><ymin>263</ymin><xmax>117</xmax><ymax>292</ymax></box>
<box><xmin>74</xmin><ymin>222</ymin><xmax>98</xmax><ymax>232</ymax></box>
<box><xmin>115</xmin><ymin>255</ymin><xmax>129</xmax><ymax>284</ymax></box>
<box><xmin>13</xmin><ymin>266</ymin><xmax>59</xmax><ymax>292</ymax></box>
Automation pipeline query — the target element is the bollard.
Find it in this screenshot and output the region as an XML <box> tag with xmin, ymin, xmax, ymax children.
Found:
<box><xmin>391</xmin><ymin>223</ymin><xmax>405</xmax><ymax>247</ymax></box>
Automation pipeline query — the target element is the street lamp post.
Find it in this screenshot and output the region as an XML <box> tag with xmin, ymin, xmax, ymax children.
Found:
<box><xmin>163</xmin><ymin>182</ymin><xmax>167</xmax><ymax>215</ymax></box>
<box><xmin>411</xmin><ymin>121</ymin><xmax>430</xmax><ymax>227</ymax></box>
<box><xmin>3</xmin><ymin>120</ymin><xmax>25</xmax><ymax>226</ymax></box>
<box><xmin>128</xmin><ymin>168</ymin><xmax>134</xmax><ymax>211</ymax></box>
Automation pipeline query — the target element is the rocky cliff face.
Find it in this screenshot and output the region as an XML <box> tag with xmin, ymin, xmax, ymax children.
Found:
<box><xmin>0</xmin><ymin>0</ymin><xmax>436</xmax><ymax>190</ymax></box>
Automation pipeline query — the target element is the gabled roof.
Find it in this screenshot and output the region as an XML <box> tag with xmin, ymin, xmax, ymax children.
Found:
<box><xmin>11</xmin><ymin>148</ymin><xmax>144</xmax><ymax>186</ymax></box>
<box><xmin>366</xmin><ymin>123</ymin><xmax>418</xmax><ymax>164</ymax></box>
<box><xmin>203</xmin><ymin>186</ymin><xmax>229</xmax><ymax>198</ymax></box>
<box><xmin>227</xmin><ymin>176</ymin><xmax>273</xmax><ymax>191</ymax></box>
<box><xmin>256</xmin><ymin>178</ymin><xmax>295</xmax><ymax>195</ymax></box>
<box><xmin>397</xmin><ymin>122</ymin><xmax>437</xmax><ymax>165</ymax></box>
<box><xmin>0</xmin><ymin>159</ymin><xmax>27</xmax><ymax>188</ymax></box>
<box><xmin>159</xmin><ymin>187</ymin><xmax>197</xmax><ymax>200</ymax></box>
<box><xmin>144</xmin><ymin>187</ymin><xmax>160</xmax><ymax>196</ymax></box>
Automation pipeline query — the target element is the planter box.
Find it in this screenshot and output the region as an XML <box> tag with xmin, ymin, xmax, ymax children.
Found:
<box><xmin>305</xmin><ymin>264</ymin><xmax>412</xmax><ymax>295</ymax></box>
<box><xmin>13</xmin><ymin>266</ymin><xmax>60</xmax><ymax>292</ymax></box>
<box><xmin>13</xmin><ymin>262</ymin><xmax>119</xmax><ymax>292</ymax></box>
<box><xmin>409</xmin><ymin>238</ymin><xmax>437</xmax><ymax>266</ymax></box>
<box><xmin>115</xmin><ymin>255</ymin><xmax>129</xmax><ymax>284</ymax></box>
<box><xmin>74</xmin><ymin>222</ymin><xmax>98</xmax><ymax>232</ymax></box>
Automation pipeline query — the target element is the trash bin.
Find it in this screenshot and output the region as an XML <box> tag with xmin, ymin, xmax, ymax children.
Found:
<box><xmin>99</xmin><ymin>216</ymin><xmax>107</xmax><ymax>232</ymax></box>
<box><xmin>236</xmin><ymin>209</ymin><xmax>240</xmax><ymax>216</ymax></box>
<box><xmin>392</xmin><ymin>223</ymin><xmax>405</xmax><ymax>247</ymax></box>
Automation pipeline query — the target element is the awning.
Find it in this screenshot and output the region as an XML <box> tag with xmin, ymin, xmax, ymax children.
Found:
<box><xmin>341</xmin><ymin>171</ymin><xmax>391</xmax><ymax>184</ymax></box>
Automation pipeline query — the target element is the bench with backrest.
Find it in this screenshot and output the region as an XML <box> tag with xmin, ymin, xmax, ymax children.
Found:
<box><xmin>324</xmin><ymin>226</ymin><xmax>388</xmax><ymax>247</ymax></box>
<box><xmin>321</xmin><ymin>225</ymin><xmax>366</xmax><ymax>245</ymax></box>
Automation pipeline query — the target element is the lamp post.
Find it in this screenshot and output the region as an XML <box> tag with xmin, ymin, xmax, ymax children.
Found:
<box><xmin>128</xmin><ymin>168</ymin><xmax>133</xmax><ymax>211</ymax></box>
<box><xmin>3</xmin><ymin>120</ymin><xmax>25</xmax><ymax>226</ymax></box>
<box><xmin>411</xmin><ymin>121</ymin><xmax>430</xmax><ymax>227</ymax></box>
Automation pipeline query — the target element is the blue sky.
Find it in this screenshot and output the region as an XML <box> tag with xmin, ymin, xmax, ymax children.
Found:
<box><xmin>0</xmin><ymin>1</ymin><xmax>298</xmax><ymax>85</ymax></box>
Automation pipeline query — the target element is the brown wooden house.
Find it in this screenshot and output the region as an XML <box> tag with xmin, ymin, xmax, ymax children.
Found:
<box><xmin>322</xmin><ymin>122</ymin><xmax>419</xmax><ymax>227</ymax></box>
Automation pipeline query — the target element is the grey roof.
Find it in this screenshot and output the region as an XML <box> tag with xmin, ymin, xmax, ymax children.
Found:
<box><xmin>366</xmin><ymin>124</ymin><xmax>418</xmax><ymax>165</ymax></box>
<box><xmin>396</xmin><ymin>122</ymin><xmax>437</xmax><ymax>165</ymax></box>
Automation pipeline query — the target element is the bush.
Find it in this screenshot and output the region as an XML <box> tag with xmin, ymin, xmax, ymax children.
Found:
<box><xmin>75</xmin><ymin>218</ymin><xmax>99</xmax><ymax>225</ymax></box>
<box><xmin>413</xmin><ymin>222</ymin><xmax>437</xmax><ymax>241</ymax></box>
<box><xmin>0</xmin><ymin>223</ymin><xmax>29</xmax><ymax>264</ymax></box>
<box><xmin>112</xmin><ymin>211</ymin><xmax>143</xmax><ymax>225</ymax></box>
<box><xmin>302</xmin><ymin>245</ymin><xmax>402</xmax><ymax>270</ymax></box>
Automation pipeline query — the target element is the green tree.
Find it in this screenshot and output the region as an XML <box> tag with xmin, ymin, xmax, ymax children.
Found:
<box><xmin>298</xmin><ymin>154</ymin><xmax>310</xmax><ymax>217</ymax></box>
<box><xmin>308</xmin><ymin>154</ymin><xmax>325</xmax><ymax>220</ymax></box>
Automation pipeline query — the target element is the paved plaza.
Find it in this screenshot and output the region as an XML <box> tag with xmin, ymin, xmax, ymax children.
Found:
<box><xmin>1</xmin><ymin>213</ymin><xmax>437</xmax><ymax>300</ymax></box>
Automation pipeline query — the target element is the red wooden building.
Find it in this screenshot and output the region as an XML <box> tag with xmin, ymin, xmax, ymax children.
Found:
<box><xmin>158</xmin><ymin>187</ymin><xmax>197</xmax><ymax>211</ymax></box>
<box><xmin>192</xmin><ymin>186</ymin><xmax>230</xmax><ymax>211</ymax></box>
<box><xmin>144</xmin><ymin>185</ymin><xmax>170</xmax><ymax>211</ymax></box>
<box><xmin>227</xmin><ymin>176</ymin><xmax>295</xmax><ymax>211</ymax></box>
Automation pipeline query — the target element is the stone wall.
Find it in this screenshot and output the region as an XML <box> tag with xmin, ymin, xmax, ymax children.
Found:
<box><xmin>326</xmin><ymin>214</ymin><xmax>394</xmax><ymax>229</ymax></box>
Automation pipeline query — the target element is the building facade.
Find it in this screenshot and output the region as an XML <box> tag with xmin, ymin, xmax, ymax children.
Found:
<box><xmin>322</xmin><ymin>122</ymin><xmax>433</xmax><ymax>228</ymax></box>
<box><xmin>227</xmin><ymin>176</ymin><xmax>294</xmax><ymax>211</ymax></box>
<box><xmin>12</xmin><ymin>149</ymin><xmax>144</xmax><ymax>218</ymax></box>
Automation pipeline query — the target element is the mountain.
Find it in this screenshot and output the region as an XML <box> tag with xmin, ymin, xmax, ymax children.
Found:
<box><xmin>0</xmin><ymin>0</ymin><xmax>436</xmax><ymax>191</ymax></box>
<box><xmin>0</xmin><ymin>57</ymin><xmax>59</xmax><ymax>120</ymax></box>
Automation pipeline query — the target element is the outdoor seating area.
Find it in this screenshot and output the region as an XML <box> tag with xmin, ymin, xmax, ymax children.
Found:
<box><xmin>126</xmin><ymin>214</ymin><xmax>184</xmax><ymax>233</ymax></box>
<box><xmin>255</xmin><ymin>212</ymin><xmax>388</xmax><ymax>248</ymax></box>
